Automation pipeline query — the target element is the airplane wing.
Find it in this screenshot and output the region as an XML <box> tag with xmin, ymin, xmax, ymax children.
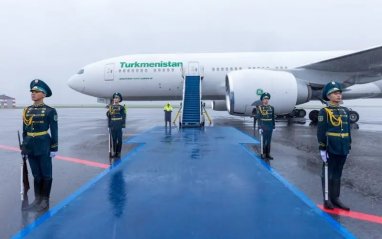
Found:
<box><xmin>299</xmin><ymin>45</ymin><xmax>382</xmax><ymax>73</ymax></box>
<box><xmin>293</xmin><ymin>46</ymin><xmax>382</xmax><ymax>88</ymax></box>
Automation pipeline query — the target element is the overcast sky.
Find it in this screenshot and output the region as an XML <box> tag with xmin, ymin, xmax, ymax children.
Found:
<box><xmin>1</xmin><ymin>0</ymin><xmax>382</xmax><ymax>105</ymax></box>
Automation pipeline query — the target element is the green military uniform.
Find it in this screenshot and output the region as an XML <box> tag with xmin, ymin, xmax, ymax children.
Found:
<box><xmin>106</xmin><ymin>93</ymin><xmax>126</xmax><ymax>158</ymax></box>
<box><xmin>252</xmin><ymin>107</ymin><xmax>257</xmax><ymax>130</ymax></box>
<box><xmin>22</xmin><ymin>79</ymin><xmax>58</xmax><ymax>211</ymax></box>
<box><xmin>317</xmin><ymin>81</ymin><xmax>351</xmax><ymax>210</ymax></box>
<box><xmin>256</xmin><ymin>92</ymin><xmax>275</xmax><ymax>159</ymax></box>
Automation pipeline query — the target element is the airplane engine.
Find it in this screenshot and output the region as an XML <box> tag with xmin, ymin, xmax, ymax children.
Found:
<box><xmin>342</xmin><ymin>80</ymin><xmax>382</xmax><ymax>99</ymax></box>
<box><xmin>225</xmin><ymin>69</ymin><xmax>311</xmax><ymax>116</ymax></box>
<box><xmin>211</xmin><ymin>100</ymin><xmax>227</xmax><ymax>111</ymax></box>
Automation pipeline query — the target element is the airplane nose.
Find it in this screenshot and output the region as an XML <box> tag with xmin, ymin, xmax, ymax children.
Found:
<box><xmin>67</xmin><ymin>75</ymin><xmax>85</xmax><ymax>92</ymax></box>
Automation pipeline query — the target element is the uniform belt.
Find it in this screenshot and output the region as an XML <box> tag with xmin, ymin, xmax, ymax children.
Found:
<box><xmin>326</xmin><ymin>132</ymin><xmax>349</xmax><ymax>137</ymax></box>
<box><xmin>260</xmin><ymin>119</ymin><xmax>272</xmax><ymax>121</ymax></box>
<box><xmin>111</xmin><ymin>117</ymin><xmax>123</xmax><ymax>121</ymax></box>
<box><xmin>27</xmin><ymin>130</ymin><xmax>48</xmax><ymax>137</ymax></box>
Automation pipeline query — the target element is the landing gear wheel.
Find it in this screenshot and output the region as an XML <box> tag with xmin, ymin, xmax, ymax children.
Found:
<box><xmin>309</xmin><ymin>110</ymin><xmax>319</xmax><ymax>123</ymax></box>
<box><xmin>298</xmin><ymin>109</ymin><xmax>306</xmax><ymax>118</ymax></box>
<box><xmin>349</xmin><ymin>110</ymin><xmax>359</xmax><ymax>123</ymax></box>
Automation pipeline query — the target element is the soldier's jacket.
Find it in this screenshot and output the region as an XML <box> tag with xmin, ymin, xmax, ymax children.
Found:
<box><xmin>22</xmin><ymin>104</ymin><xmax>58</xmax><ymax>156</ymax></box>
<box><xmin>317</xmin><ymin>104</ymin><xmax>351</xmax><ymax>155</ymax></box>
<box><xmin>107</xmin><ymin>104</ymin><xmax>126</xmax><ymax>129</ymax></box>
<box><xmin>256</xmin><ymin>105</ymin><xmax>275</xmax><ymax>129</ymax></box>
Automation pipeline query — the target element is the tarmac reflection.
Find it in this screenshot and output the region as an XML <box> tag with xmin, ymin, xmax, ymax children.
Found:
<box><xmin>108</xmin><ymin>170</ymin><xmax>127</xmax><ymax>218</ymax></box>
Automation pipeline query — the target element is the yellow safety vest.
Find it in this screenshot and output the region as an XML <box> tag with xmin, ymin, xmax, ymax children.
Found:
<box><xmin>164</xmin><ymin>105</ymin><xmax>173</xmax><ymax>111</ymax></box>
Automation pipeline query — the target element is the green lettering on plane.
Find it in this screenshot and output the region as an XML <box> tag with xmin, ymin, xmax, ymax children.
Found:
<box><xmin>120</xmin><ymin>61</ymin><xmax>183</xmax><ymax>68</ymax></box>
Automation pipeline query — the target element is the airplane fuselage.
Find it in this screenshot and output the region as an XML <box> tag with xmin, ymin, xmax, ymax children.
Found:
<box><xmin>68</xmin><ymin>51</ymin><xmax>350</xmax><ymax>101</ymax></box>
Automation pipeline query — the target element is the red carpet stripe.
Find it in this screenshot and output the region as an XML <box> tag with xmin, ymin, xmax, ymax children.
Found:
<box><xmin>318</xmin><ymin>204</ymin><xmax>382</xmax><ymax>225</ymax></box>
<box><xmin>0</xmin><ymin>145</ymin><xmax>19</xmax><ymax>151</ymax></box>
<box><xmin>0</xmin><ymin>144</ymin><xmax>109</xmax><ymax>169</ymax></box>
<box><xmin>55</xmin><ymin>155</ymin><xmax>109</xmax><ymax>169</ymax></box>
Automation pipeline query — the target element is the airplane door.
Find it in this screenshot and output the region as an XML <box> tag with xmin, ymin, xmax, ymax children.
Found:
<box><xmin>188</xmin><ymin>62</ymin><xmax>200</xmax><ymax>76</ymax></box>
<box><xmin>104</xmin><ymin>63</ymin><xmax>114</xmax><ymax>81</ymax></box>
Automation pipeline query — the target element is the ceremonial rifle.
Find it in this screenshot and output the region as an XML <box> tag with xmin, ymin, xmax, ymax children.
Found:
<box><xmin>17</xmin><ymin>131</ymin><xmax>30</xmax><ymax>208</ymax></box>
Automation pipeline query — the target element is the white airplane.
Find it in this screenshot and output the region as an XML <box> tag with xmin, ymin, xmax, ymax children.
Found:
<box><xmin>68</xmin><ymin>46</ymin><xmax>382</xmax><ymax>123</ymax></box>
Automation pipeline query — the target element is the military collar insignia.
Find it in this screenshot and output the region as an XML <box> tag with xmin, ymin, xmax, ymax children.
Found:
<box><xmin>33</xmin><ymin>103</ymin><xmax>45</xmax><ymax>107</ymax></box>
<box><xmin>328</xmin><ymin>102</ymin><xmax>339</xmax><ymax>107</ymax></box>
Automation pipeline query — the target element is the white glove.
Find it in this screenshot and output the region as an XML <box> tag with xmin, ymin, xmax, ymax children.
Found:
<box><xmin>50</xmin><ymin>152</ymin><xmax>56</xmax><ymax>158</ymax></box>
<box><xmin>259</xmin><ymin>129</ymin><xmax>263</xmax><ymax>134</ymax></box>
<box><xmin>320</xmin><ymin>150</ymin><xmax>327</xmax><ymax>163</ymax></box>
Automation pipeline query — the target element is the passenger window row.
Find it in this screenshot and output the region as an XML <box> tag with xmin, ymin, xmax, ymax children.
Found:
<box><xmin>118</xmin><ymin>67</ymin><xmax>288</xmax><ymax>73</ymax></box>
<box><xmin>211</xmin><ymin>66</ymin><xmax>288</xmax><ymax>71</ymax></box>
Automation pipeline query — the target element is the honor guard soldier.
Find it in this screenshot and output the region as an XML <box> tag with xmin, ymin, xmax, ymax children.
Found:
<box><xmin>22</xmin><ymin>79</ymin><xmax>58</xmax><ymax>211</ymax></box>
<box><xmin>252</xmin><ymin>107</ymin><xmax>257</xmax><ymax>130</ymax></box>
<box><xmin>256</xmin><ymin>92</ymin><xmax>275</xmax><ymax>159</ymax></box>
<box><xmin>317</xmin><ymin>81</ymin><xmax>351</xmax><ymax>210</ymax></box>
<box><xmin>107</xmin><ymin>93</ymin><xmax>126</xmax><ymax>158</ymax></box>
<box><xmin>164</xmin><ymin>102</ymin><xmax>173</xmax><ymax>127</ymax></box>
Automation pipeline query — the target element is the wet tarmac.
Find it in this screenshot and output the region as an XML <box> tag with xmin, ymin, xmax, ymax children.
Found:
<box><xmin>1</xmin><ymin>106</ymin><xmax>382</xmax><ymax>238</ymax></box>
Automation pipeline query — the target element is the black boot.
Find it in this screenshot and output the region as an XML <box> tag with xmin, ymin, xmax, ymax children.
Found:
<box><xmin>24</xmin><ymin>180</ymin><xmax>42</xmax><ymax>211</ymax></box>
<box><xmin>264</xmin><ymin>143</ymin><xmax>273</xmax><ymax>160</ymax></box>
<box><xmin>37</xmin><ymin>198</ymin><xmax>49</xmax><ymax>212</ymax></box>
<box><xmin>332</xmin><ymin>198</ymin><xmax>349</xmax><ymax>211</ymax></box>
<box><xmin>111</xmin><ymin>138</ymin><xmax>117</xmax><ymax>158</ymax></box>
<box><xmin>331</xmin><ymin>179</ymin><xmax>350</xmax><ymax>211</ymax></box>
<box><xmin>116</xmin><ymin>141</ymin><xmax>122</xmax><ymax>158</ymax></box>
<box><xmin>321</xmin><ymin>177</ymin><xmax>334</xmax><ymax>210</ymax></box>
<box><xmin>267</xmin><ymin>143</ymin><xmax>273</xmax><ymax>159</ymax></box>
<box><xmin>35</xmin><ymin>179</ymin><xmax>52</xmax><ymax>212</ymax></box>
<box><xmin>324</xmin><ymin>200</ymin><xmax>334</xmax><ymax>210</ymax></box>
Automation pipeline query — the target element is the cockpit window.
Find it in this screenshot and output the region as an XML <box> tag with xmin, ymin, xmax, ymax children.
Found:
<box><xmin>77</xmin><ymin>69</ymin><xmax>84</xmax><ymax>74</ymax></box>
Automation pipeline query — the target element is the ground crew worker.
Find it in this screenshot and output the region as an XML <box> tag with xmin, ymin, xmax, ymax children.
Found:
<box><xmin>256</xmin><ymin>92</ymin><xmax>275</xmax><ymax>160</ymax></box>
<box><xmin>106</xmin><ymin>93</ymin><xmax>126</xmax><ymax>158</ymax></box>
<box><xmin>22</xmin><ymin>79</ymin><xmax>58</xmax><ymax>211</ymax></box>
<box><xmin>164</xmin><ymin>102</ymin><xmax>173</xmax><ymax>127</ymax></box>
<box><xmin>317</xmin><ymin>81</ymin><xmax>351</xmax><ymax>210</ymax></box>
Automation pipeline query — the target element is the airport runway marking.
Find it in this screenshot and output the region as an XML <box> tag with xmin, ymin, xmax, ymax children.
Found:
<box><xmin>318</xmin><ymin>205</ymin><xmax>382</xmax><ymax>225</ymax></box>
<box><xmin>0</xmin><ymin>144</ymin><xmax>109</xmax><ymax>169</ymax></box>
